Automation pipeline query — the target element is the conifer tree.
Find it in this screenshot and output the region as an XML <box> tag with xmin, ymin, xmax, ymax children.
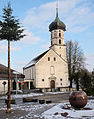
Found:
<box><xmin>0</xmin><ymin>3</ymin><xmax>25</xmax><ymax>113</ymax></box>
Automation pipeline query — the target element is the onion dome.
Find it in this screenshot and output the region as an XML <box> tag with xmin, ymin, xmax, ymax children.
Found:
<box><xmin>49</xmin><ymin>9</ymin><xmax>66</xmax><ymax>32</ymax></box>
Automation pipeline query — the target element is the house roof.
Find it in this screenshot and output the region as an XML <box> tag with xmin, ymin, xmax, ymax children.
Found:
<box><xmin>23</xmin><ymin>50</ymin><xmax>49</xmax><ymax>69</ymax></box>
<box><xmin>0</xmin><ymin>64</ymin><xmax>25</xmax><ymax>78</ymax></box>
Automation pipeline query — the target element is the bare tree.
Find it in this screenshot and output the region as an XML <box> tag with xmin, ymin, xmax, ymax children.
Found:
<box><xmin>66</xmin><ymin>40</ymin><xmax>85</xmax><ymax>90</ymax></box>
<box><xmin>66</xmin><ymin>41</ymin><xmax>73</xmax><ymax>88</ymax></box>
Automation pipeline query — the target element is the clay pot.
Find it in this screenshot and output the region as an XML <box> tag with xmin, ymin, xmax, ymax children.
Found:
<box><xmin>69</xmin><ymin>91</ymin><xmax>88</xmax><ymax>108</ymax></box>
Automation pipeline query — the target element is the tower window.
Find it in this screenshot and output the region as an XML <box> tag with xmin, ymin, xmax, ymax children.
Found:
<box><xmin>59</xmin><ymin>39</ymin><xmax>61</xmax><ymax>44</ymax></box>
<box><xmin>48</xmin><ymin>57</ymin><xmax>50</xmax><ymax>61</ymax></box>
<box><xmin>51</xmin><ymin>41</ymin><xmax>52</xmax><ymax>45</ymax></box>
<box><xmin>42</xmin><ymin>79</ymin><xmax>44</xmax><ymax>81</ymax></box>
<box><xmin>54</xmin><ymin>57</ymin><xmax>56</xmax><ymax>61</ymax></box>
<box><xmin>51</xmin><ymin>33</ymin><xmax>52</xmax><ymax>38</ymax></box>
<box><xmin>61</xmin><ymin>83</ymin><xmax>62</xmax><ymax>85</ymax></box>
<box><xmin>59</xmin><ymin>33</ymin><xmax>61</xmax><ymax>37</ymax></box>
<box><xmin>60</xmin><ymin>78</ymin><xmax>62</xmax><ymax>81</ymax></box>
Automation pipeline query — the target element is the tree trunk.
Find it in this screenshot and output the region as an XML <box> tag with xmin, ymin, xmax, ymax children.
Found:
<box><xmin>68</xmin><ymin>41</ymin><xmax>72</xmax><ymax>88</ymax></box>
<box><xmin>76</xmin><ymin>78</ymin><xmax>79</xmax><ymax>91</ymax></box>
<box><xmin>6</xmin><ymin>40</ymin><xmax>11</xmax><ymax>113</ymax></box>
<box><xmin>75</xmin><ymin>72</ymin><xmax>79</xmax><ymax>91</ymax></box>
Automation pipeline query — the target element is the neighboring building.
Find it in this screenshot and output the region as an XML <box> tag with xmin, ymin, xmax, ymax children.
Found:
<box><xmin>0</xmin><ymin>64</ymin><xmax>25</xmax><ymax>93</ymax></box>
<box><xmin>23</xmin><ymin>9</ymin><xmax>69</xmax><ymax>92</ymax></box>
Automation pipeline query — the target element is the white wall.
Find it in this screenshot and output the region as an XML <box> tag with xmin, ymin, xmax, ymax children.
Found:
<box><xmin>35</xmin><ymin>49</ymin><xmax>68</xmax><ymax>89</ymax></box>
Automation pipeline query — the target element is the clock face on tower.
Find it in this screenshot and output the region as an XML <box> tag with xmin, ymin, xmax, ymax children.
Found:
<box><xmin>54</xmin><ymin>32</ymin><xmax>57</xmax><ymax>37</ymax></box>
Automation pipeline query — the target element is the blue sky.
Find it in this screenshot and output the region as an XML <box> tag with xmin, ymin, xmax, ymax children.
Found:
<box><xmin>0</xmin><ymin>0</ymin><xmax>94</xmax><ymax>72</ymax></box>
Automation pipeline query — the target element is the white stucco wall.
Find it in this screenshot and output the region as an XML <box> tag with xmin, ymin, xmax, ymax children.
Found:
<box><xmin>35</xmin><ymin>49</ymin><xmax>68</xmax><ymax>89</ymax></box>
<box><xmin>23</xmin><ymin>66</ymin><xmax>36</xmax><ymax>80</ymax></box>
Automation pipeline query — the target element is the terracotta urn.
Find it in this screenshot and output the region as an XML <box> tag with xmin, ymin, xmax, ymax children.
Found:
<box><xmin>69</xmin><ymin>91</ymin><xmax>88</xmax><ymax>108</ymax></box>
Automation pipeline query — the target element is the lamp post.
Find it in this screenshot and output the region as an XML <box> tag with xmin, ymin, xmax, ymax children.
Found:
<box><xmin>13</xmin><ymin>71</ymin><xmax>18</xmax><ymax>96</ymax></box>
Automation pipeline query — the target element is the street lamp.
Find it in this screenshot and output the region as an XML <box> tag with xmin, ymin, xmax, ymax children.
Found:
<box><xmin>13</xmin><ymin>70</ymin><xmax>19</xmax><ymax>96</ymax></box>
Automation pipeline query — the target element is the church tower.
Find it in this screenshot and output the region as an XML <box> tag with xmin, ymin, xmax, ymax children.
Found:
<box><xmin>23</xmin><ymin>0</ymin><xmax>69</xmax><ymax>92</ymax></box>
<box><xmin>49</xmin><ymin>5</ymin><xmax>67</xmax><ymax>61</ymax></box>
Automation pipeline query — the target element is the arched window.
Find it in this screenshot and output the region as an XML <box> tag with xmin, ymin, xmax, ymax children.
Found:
<box><xmin>42</xmin><ymin>79</ymin><xmax>44</xmax><ymax>81</ymax></box>
<box><xmin>48</xmin><ymin>57</ymin><xmax>50</xmax><ymax>61</ymax></box>
<box><xmin>54</xmin><ymin>57</ymin><xmax>56</xmax><ymax>61</ymax></box>
<box><xmin>50</xmin><ymin>66</ymin><xmax>55</xmax><ymax>75</ymax></box>
<box><xmin>51</xmin><ymin>33</ymin><xmax>52</xmax><ymax>38</ymax></box>
<box><xmin>59</xmin><ymin>33</ymin><xmax>61</xmax><ymax>37</ymax></box>
<box><xmin>60</xmin><ymin>78</ymin><xmax>62</xmax><ymax>81</ymax></box>
<box><xmin>59</xmin><ymin>39</ymin><xmax>61</xmax><ymax>44</ymax></box>
<box><xmin>51</xmin><ymin>41</ymin><xmax>52</xmax><ymax>45</ymax></box>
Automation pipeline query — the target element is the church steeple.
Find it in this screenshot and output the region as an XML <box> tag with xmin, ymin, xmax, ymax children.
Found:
<box><xmin>49</xmin><ymin>0</ymin><xmax>66</xmax><ymax>32</ymax></box>
<box><xmin>49</xmin><ymin>1</ymin><xmax>67</xmax><ymax>59</ymax></box>
<box><xmin>56</xmin><ymin>0</ymin><xmax>58</xmax><ymax>18</ymax></box>
<box><xmin>49</xmin><ymin>0</ymin><xmax>66</xmax><ymax>46</ymax></box>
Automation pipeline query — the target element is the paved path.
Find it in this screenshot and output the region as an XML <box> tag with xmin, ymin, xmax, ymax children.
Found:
<box><xmin>0</xmin><ymin>93</ymin><xmax>69</xmax><ymax>119</ymax></box>
<box><xmin>34</xmin><ymin>92</ymin><xmax>69</xmax><ymax>103</ymax></box>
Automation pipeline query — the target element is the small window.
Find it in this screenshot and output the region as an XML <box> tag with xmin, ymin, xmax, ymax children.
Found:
<box><xmin>51</xmin><ymin>33</ymin><xmax>52</xmax><ymax>38</ymax></box>
<box><xmin>59</xmin><ymin>33</ymin><xmax>61</xmax><ymax>37</ymax></box>
<box><xmin>54</xmin><ymin>57</ymin><xmax>56</xmax><ymax>61</ymax></box>
<box><xmin>59</xmin><ymin>39</ymin><xmax>61</xmax><ymax>44</ymax></box>
<box><xmin>51</xmin><ymin>41</ymin><xmax>52</xmax><ymax>45</ymax></box>
<box><xmin>60</xmin><ymin>47</ymin><xmax>61</xmax><ymax>49</ymax></box>
<box><xmin>60</xmin><ymin>54</ymin><xmax>61</xmax><ymax>57</ymax></box>
<box><xmin>42</xmin><ymin>79</ymin><xmax>44</xmax><ymax>81</ymax></box>
<box><xmin>48</xmin><ymin>57</ymin><xmax>50</xmax><ymax>61</ymax></box>
<box><xmin>61</xmin><ymin>83</ymin><xmax>62</xmax><ymax>85</ymax></box>
<box><xmin>60</xmin><ymin>78</ymin><xmax>62</xmax><ymax>81</ymax></box>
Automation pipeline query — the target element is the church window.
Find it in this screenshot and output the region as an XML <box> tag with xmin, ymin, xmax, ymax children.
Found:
<box><xmin>48</xmin><ymin>57</ymin><xmax>50</xmax><ymax>61</ymax></box>
<box><xmin>60</xmin><ymin>78</ymin><xmax>62</xmax><ymax>81</ymax></box>
<box><xmin>59</xmin><ymin>39</ymin><xmax>61</xmax><ymax>44</ymax></box>
<box><xmin>51</xmin><ymin>41</ymin><xmax>52</xmax><ymax>45</ymax></box>
<box><xmin>61</xmin><ymin>83</ymin><xmax>62</xmax><ymax>85</ymax></box>
<box><xmin>50</xmin><ymin>66</ymin><xmax>55</xmax><ymax>75</ymax></box>
<box><xmin>59</xmin><ymin>33</ymin><xmax>61</xmax><ymax>37</ymax></box>
<box><xmin>42</xmin><ymin>79</ymin><xmax>44</xmax><ymax>81</ymax></box>
<box><xmin>54</xmin><ymin>57</ymin><xmax>56</xmax><ymax>61</ymax></box>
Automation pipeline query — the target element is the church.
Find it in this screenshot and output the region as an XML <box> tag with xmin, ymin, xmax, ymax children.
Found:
<box><xmin>23</xmin><ymin>8</ymin><xmax>69</xmax><ymax>92</ymax></box>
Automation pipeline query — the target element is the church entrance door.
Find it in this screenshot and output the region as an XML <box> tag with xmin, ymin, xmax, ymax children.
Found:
<box><xmin>50</xmin><ymin>80</ymin><xmax>55</xmax><ymax>89</ymax></box>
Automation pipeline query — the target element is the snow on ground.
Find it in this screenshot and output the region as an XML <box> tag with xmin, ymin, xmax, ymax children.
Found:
<box><xmin>45</xmin><ymin>92</ymin><xmax>68</xmax><ymax>94</ymax></box>
<box><xmin>0</xmin><ymin>100</ymin><xmax>94</xmax><ymax>119</ymax></box>
<box><xmin>42</xmin><ymin>100</ymin><xmax>94</xmax><ymax>119</ymax></box>
<box><xmin>0</xmin><ymin>93</ymin><xmax>43</xmax><ymax>99</ymax></box>
<box><xmin>0</xmin><ymin>93</ymin><xmax>94</xmax><ymax>119</ymax></box>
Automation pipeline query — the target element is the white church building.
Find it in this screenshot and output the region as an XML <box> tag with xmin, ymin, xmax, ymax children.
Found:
<box><xmin>23</xmin><ymin>8</ymin><xmax>69</xmax><ymax>92</ymax></box>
